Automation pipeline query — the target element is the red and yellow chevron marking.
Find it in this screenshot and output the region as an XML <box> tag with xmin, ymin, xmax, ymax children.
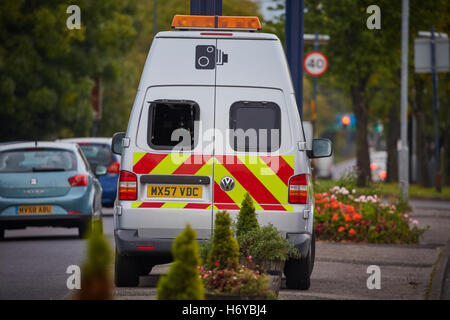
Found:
<box><xmin>132</xmin><ymin>152</ymin><xmax>295</xmax><ymax>211</ymax></box>
<box><xmin>131</xmin><ymin>202</ymin><xmax>293</xmax><ymax>211</ymax></box>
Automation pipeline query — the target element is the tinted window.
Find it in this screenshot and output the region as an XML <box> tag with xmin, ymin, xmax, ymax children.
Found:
<box><xmin>79</xmin><ymin>144</ymin><xmax>113</xmax><ymax>167</ymax></box>
<box><xmin>229</xmin><ymin>101</ymin><xmax>281</xmax><ymax>152</ymax></box>
<box><xmin>147</xmin><ymin>100</ymin><xmax>199</xmax><ymax>150</ymax></box>
<box><xmin>0</xmin><ymin>149</ymin><xmax>77</xmax><ymax>173</ymax></box>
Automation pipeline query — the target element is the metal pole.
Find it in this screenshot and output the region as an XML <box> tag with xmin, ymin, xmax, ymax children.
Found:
<box><xmin>311</xmin><ymin>32</ymin><xmax>319</xmax><ymax>137</ymax></box>
<box><xmin>399</xmin><ymin>0</ymin><xmax>409</xmax><ymax>199</ymax></box>
<box><xmin>285</xmin><ymin>0</ymin><xmax>304</xmax><ymax>118</ymax></box>
<box><xmin>430</xmin><ymin>26</ymin><xmax>441</xmax><ymax>192</ymax></box>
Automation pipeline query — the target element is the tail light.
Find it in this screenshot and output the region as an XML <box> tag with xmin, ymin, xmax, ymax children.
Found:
<box><xmin>107</xmin><ymin>161</ymin><xmax>120</xmax><ymax>174</ymax></box>
<box><xmin>68</xmin><ymin>174</ymin><xmax>88</xmax><ymax>187</ymax></box>
<box><xmin>289</xmin><ymin>174</ymin><xmax>308</xmax><ymax>204</ymax></box>
<box><xmin>119</xmin><ymin>170</ymin><xmax>137</xmax><ymax>200</ymax></box>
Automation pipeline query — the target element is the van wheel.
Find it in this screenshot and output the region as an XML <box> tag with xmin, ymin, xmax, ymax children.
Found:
<box><xmin>284</xmin><ymin>234</ymin><xmax>315</xmax><ymax>290</ymax></box>
<box><xmin>115</xmin><ymin>249</ymin><xmax>140</xmax><ymax>287</ymax></box>
<box><xmin>0</xmin><ymin>228</ymin><xmax>4</xmax><ymax>241</ymax></box>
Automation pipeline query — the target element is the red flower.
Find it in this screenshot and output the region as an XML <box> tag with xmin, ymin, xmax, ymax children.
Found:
<box><xmin>332</xmin><ymin>213</ymin><xmax>339</xmax><ymax>221</ymax></box>
<box><xmin>344</xmin><ymin>214</ymin><xmax>352</xmax><ymax>222</ymax></box>
<box><xmin>338</xmin><ymin>226</ymin><xmax>345</xmax><ymax>232</ymax></box>
<box><xmin>348</xmin><ymin>228</ymin><xmax>356</xmax><ymax>236</ymax></box>
<box><xmin>214</xmin><ymin>261</ymin><xmax>219</xmax><ymax>267</ymax></box>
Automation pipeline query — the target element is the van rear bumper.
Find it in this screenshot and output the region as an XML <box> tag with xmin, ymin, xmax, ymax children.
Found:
<box><xmin>115</xmin><ymin>229</ymin><xmax>174</xmax><ymax>258</ymax></box>
<box><xmin>287</xmin><ymin>232</ymin><xmax>312</xmax><ymax>258</ymax></box>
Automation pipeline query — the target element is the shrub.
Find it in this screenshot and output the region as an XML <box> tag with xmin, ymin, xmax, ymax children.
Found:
<box><xmin>157</xmin><ymin>224</ymin><xmax>204</xmax><ymax>300</ymax></box>
<box><xmin>235</xmin><ymin>193</ymin><xmax>259</xmax><ymax>239</ymax></box>
<box><xmin>239</xmin><ymin>224</ymin><xmax>300</xmax><ymax>261</ymax></box>
<box><xmin>208</xmin><ymin>210</ymin><xmax>240</xmax><ymax>270</ymax></box>
<box><xmin>77</xmin><ymin>220</ymin><xmax>113</xmax><ymax>300</ymax></box>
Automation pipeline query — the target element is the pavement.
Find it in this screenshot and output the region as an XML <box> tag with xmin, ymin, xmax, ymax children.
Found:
<box><xmin>113</xmin><ymin>201</ymin><xmax>450</xmax><ymax>300</ymax></box>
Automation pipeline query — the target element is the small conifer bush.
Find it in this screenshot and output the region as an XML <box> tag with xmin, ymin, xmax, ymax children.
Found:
<box><xmin>235</xmin><ymin>193</ymin><xmax>259</xmax><ymax>239</ymax></box>
<box><xmin>208</xmin><ymin>210</ymin><xmax>240</xmax><ymax>270</ymax></box>
<box><xmin>78</xmin><ymin>220</ymin><xmax>113</xmax><ymax>300</ymax></box>
<box><xmin>157</xmin><ymin>224</ymin><xmax>204</xmax><ymax>300</ymax></box>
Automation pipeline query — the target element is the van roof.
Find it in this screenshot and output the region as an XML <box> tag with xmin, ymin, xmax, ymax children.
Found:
<box><xmin>156</xmin><ymin>31</ymin><xmax>279</xmax><ymax>41</ymax></box>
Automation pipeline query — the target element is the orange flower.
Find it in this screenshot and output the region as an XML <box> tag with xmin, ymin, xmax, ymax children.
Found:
<box><xmin>338</xmin><ymin>226</ymin><xmax>345</xmax><ymax>232</ymax></box>
<box><xmin>348</xmin><ymin>228</ymin><xmax>356</xmax><ymax>236</ymax></box>
<box><xmin>332</xmin><ymin>213</ymin><xmax>339</xmax><ymax>221</ymax></box>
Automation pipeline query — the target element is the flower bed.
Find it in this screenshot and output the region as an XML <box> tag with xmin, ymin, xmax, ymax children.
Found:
<box><xmin>314</xmin><ymin>186</ymin><xmax>427</xmax><ymax>244</ymax></box>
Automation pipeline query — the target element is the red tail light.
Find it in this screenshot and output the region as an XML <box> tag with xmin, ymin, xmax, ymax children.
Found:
<box><xmin>68</xmin><ymin>174</ymin><xmax>88</xmax><ymax>187</ymax></box>
<box><xmin>119</xmin><ymin>170</ymin><xmax>137</xmax><ymax>200</ymax></box>
<box><xmin>107</xmin><ymin>161</ymin><xmax>120</xmax><ymax>174</ymax></box>
<box><xmin>289</xmin><ymin>174</ymin><xmax>308</xmax><ymax>204</ymax></box>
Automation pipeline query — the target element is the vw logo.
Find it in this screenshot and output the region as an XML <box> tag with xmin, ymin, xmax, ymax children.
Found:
<box><xmin>219</xmin><ymin>176</ymin><xmax>235</xmax><ymax>192</ymax></box>
<box><xmin>30</xmin><ymin>179</ymin><xmax>37</xmax><ymax>185</ymax></box>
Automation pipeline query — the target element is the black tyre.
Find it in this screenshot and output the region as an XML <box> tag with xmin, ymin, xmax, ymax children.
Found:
<box><xmin>284</xmin><ymin>234</ymin><xmax>315</xmax><ymax>290</ymax></box>
<box><xmin>0</xmin><ymin>228</ymin><xmax>4</xmax><ymax>241</ymax></box>
<box><xmin>115</xmin><ymin>249</ymin><xmax>140</xmax><ymax>287</ymax></box>
<box><xmin>78</xmin><ymin>221</ymin><xmax>89</xmax><ymax>239</ymax></box>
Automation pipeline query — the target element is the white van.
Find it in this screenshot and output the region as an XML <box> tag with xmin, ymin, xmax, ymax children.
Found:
<box><xmin>112</xmin><ymin>15</ymin><xmax>332</xmax><ymax>290</ymax></box>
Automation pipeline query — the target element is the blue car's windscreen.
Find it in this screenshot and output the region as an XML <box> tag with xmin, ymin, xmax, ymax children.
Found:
<box><xmin>0</xmin><ymin>149</ymin><xmax>77</xmax><ymax>173</ymax></box>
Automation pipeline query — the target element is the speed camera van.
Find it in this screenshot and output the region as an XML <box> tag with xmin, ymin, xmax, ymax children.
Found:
<box><xmin>112</xmin><ymin>15</ymin><xmax>332</xmax><ymax>290</ymax></box>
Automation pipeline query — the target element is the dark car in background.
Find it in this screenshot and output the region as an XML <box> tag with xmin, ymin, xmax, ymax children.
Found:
<box><xmin>57</xmin><ymin>138</ymin><xmax>120</xmax><ymax>206</ymax></box>
<box><xmin>0</xmin><ymin>142</ymin><xmax>104</xmax><ymax>239</ymax></box>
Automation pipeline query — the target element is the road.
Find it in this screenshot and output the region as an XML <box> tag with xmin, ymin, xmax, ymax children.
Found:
<box><xmin>0</xmin><ymin>209</ymin><xmax>115</xmax><ymax>300</ymax></box>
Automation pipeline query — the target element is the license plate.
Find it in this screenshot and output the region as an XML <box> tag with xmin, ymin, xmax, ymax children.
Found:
<box><xmin>147</xmin><ymin>185</ymin><xmax>202</xmax><ymax>199</ymax></box>
<box><xmin>18</xmin><ymin>205</ymin><xmax>53</xmax><ymax>214</ymax></box>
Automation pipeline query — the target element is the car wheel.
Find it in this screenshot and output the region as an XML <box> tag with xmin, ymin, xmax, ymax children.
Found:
<box><xmin>115</xmin><ymin>249</ymin><xmax>140</xmax><ymax>287</ymax></box>
<box><xmin>284</xmin><ymin>234</ymin><xmax>315</xmax><ymax>290</ymax></box>
<box><xmin>0</xmin><ymin>228</ymin><xmax>4</xmax><ymax>241</ymax></box>
<box><xmin>78</xmin><ymin>221</ymin><xmax>89</xmax><ymax>239</ymax></box>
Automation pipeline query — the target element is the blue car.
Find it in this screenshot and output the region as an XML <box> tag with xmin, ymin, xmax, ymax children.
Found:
<box><xmin>0</xmin><ymin>142</ymin><xmax>104</xmax><ymax>239</ymax></box>
<box><xmin>58</xmin><ymin>138</ymin><xmax>120</xmax><ymax>206</ymax></box>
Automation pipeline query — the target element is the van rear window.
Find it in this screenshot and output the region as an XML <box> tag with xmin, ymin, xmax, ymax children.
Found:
<box><xmin>229</xmin><ymin>101</ymin><xmax>281</xmax><ymax>152</ymax></box>
<box><xmin>147</xmin><ymin>100</ymin><xmax>199</xmax><ymax>150</ymax></box>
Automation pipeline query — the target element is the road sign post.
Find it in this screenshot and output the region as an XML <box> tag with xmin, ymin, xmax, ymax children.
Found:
<box><xmin>414</xmin><ymin>28</ymin><xmax>449</xmax><ymax>192</ymax></box>
<box><xmin>303</xmin><ymin>49</ymin><xmax>328</xmax><ymax>137</ymax></box>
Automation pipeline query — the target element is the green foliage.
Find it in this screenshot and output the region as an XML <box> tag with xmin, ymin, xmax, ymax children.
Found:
<box><xmin>157</xmin><ymin>224</ymin><xmax>204</xmax><ymax>300</ymax></box>
<box><xmin>235</xmin><ymin>193</ymin><xmax>259</xmax><ymax>239</ymax></box>
<box><xmin>81</xmin><ymin>220</ymin><xmax>112</xmax><ymax>278</ymax></box>
<box><xmin>199</xmin><ymin>238</ymin><xmax>212</xmax><ymax>265</ymax></box>
<box><xmin>208</xmin><ymin>211</ymin><xmax>240</xmax><ymax>270</ymax></box>
<box><xmin>239</xmin><ymin>224</ymin><xmax>300</xmax><ymax>261</ymax></box>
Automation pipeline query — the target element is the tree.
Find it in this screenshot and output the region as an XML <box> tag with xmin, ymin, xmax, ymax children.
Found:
<box><xmin>77</xmin><ymin>220</ymin><xmax>113</xmax><ymax>300</ymax></box>
<box><xmin>235</xmin><ymin>193</ymin><xmax>259</xmax><ymax>240</ymax></box>
<box><xmin>208</xmin><ymin>210</ymin><xmax>240</xmax><ymax>270</ymax></box>
<box><xmin>0</xmin><ymin>0</ymin><xmax>136</xmax><ymax>141</ymax></box>
<box><xmin>157</xmin><ymin>224</ymin><xmax>204</xmax><ymax>300</ymax></box>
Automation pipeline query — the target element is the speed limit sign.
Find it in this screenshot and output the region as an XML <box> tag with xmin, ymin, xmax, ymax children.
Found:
<box><xmin>303</xmin><ymin>51</ymin><xmax>328</xmax><ymax>76</ymax></box>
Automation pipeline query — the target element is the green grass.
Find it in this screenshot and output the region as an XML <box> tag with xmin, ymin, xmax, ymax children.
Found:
<box><xmin>314</xmin><ymin>179</ymin><xmax>450</xmax><ymax>200</ymax></box>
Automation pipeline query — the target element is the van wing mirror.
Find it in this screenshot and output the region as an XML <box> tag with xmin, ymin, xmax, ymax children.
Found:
<box><xmin>112</xmin><ymin>132</ymin><xmax>126</xmax><ymax>155</ymax></box>
<box><xmin>308</xmin><ymin>138</ymin><xmax>332</xmax><ymax>159</ymax></box>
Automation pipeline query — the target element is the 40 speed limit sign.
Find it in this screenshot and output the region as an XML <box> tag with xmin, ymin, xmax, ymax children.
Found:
<box><xmin>303</xmin><ymin>51</ymin><xmax>328</xmax><ymax>76</ymax></box>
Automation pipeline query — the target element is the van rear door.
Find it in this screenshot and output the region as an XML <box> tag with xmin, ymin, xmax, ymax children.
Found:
<box><xmin>213</xmin><ymin>86</ymin><xmax>299</xmax><ymax>229</ymax></box>
<box><xmin>132</xmin><ymin>85</ymin><xmax>215</xmax><ymax>239</ymax></box>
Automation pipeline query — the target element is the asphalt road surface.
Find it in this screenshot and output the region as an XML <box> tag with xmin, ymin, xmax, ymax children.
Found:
<box><xmin>0</xmin><ymin>209</ymin><xmax>115</xmax><ymax>300</ymax></box>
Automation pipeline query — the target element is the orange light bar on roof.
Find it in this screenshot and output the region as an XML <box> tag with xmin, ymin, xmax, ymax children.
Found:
<box><xmin>171</xmin><ymin>15</ymin><xmax>261</xmax><ymax>31</ymax></box>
